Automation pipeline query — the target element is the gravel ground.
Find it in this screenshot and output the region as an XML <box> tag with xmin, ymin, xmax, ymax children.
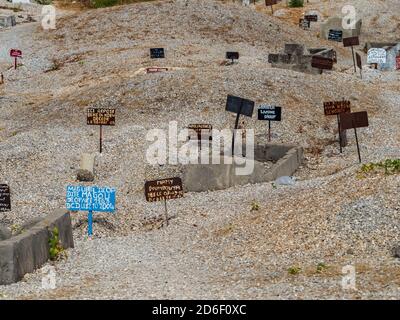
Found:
<box><xmin>0</xmin><ymin>0</ymin><xmax>399</xmax><ymax>299</ymax></box>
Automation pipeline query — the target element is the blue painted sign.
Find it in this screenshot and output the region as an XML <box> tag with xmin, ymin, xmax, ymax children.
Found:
<box><xmin>66</xmin><ymin>186</ymin><xmax>116</xmax><ymax>213</ymax></box>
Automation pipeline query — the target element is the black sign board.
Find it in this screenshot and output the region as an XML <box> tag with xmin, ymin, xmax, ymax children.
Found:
<box><xmin>304</xmin><ymin>15</ymin><xmax>318</xmax><ymax>22</ymax></box>
<box><xmin>312</xmin><ymin>56</ymin><xmax>334</xmax><ymax>70</ymax></box>
<box><xmin>339</xmin><ymin>111</ymin><xmax>369</xmax><ymax>163</ymax></box>
<box><xmin>150</xmin><ymin>48</ymin><xmax>165</xmax><ymax>59</ymax></box>
<box><xmin>328</xmin><ymin>29</ymin><xmax>343</xmax><ymax>42</ymax></box>
<box><xmin>258</xmin><ymin>105</ymin><xmax>282</xmax><ymax>121</ymax></box>
<box><xmin>0</xmin><ymin>184</ymin><xmax>11</xmax><ymax>212</ymax></box>
<box><xmin>226</xmin><ymin>52</ymin><xmax>239</xmax><ymax>62</ymax></box>
<box><xmin>226</xmin><ymin>95</ymin><xmax>254</xmax><ymax>117</ymax></box>
<box><xmin>343</xmin><ymin>36</ymin><xmax>359</xmax><ymax>47</ymax></box>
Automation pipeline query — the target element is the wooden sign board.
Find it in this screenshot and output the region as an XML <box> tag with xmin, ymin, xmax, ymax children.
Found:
<box><xmin>0</xmin><ymin>184</ymin><xmax>11</xmax><ymax>212</ymax></box>
<box><xmin>299</xmin><ymin>19</ymin><xmax>310</xmax><ymax>29</ymax></box>
<box><xmin>323</xmin><ymin>101</ymin><xmax>351</xmax><ymax>116</ymax></box>
<box><xmin>397</xmin><ymin>56</ymin><xmax>400</xmax><ymax>70</ymax></box>
<box><xmin>312</xmin><ymin>56</ymin><xmax>333</xmax><ymax>70</ymax></box>
<box><xmin>343</xmin><ymin>36</ymin><xmax>359</xmax><ymax>47</ymax></box>
<box><xmin>87</xmin><ymin>108</ymin><xmax>115</xmax><ymax>126</ymax></box>
<box><xmin>265</xmin><ymin>0</ymin><xmax>278</xmax><ymax>5</ymax></box>
<box><xmin>226</xmin><ymin>52</ymin><xmax>239</xmax><ymax>60</ymax></box>
<box><xmin>258</xmin><ymin>105</ymin><xmax>282</xmax><ymax>121</ymax></box>
<box><xmin>150</xmin><ymin>48</ymin><xmax>165</xmax><ymax>59</ymax></box>
<box><xmin>367</xmin><ymin>48</ymin><xmax>387</xmax><ymax>64</ymax></box>
<box><xmin>146</xmin><ymin>67</ymin><xmax>168</xmax><ymax>73</ymax></box>
<box><xmin>339</xmin><ymin>111</ymin><xmax>369</xmax><ymax>130</ymax></box>
<box><xmin>356</xmin><ymin>53</ymin><xmax>362</xmax><ymax>70</ymax></box>
<box><xmin>304</xmin><ymin>15</ymin><xmax>318</xmax><ymax>22</ymax></box>
<box><xmin>226</xmin><ymin>95</ymin><xmax>254</xmax><ymax>117</ymax></box>
<box><xmin>328</xmin><ymin>29</ymin><xmax>343</xmax><ymax>42</ymax></box>
<box><xmin>145</xmin><ymin>178</ymin><xmax>183</xmax><ymax>202</ymax></box>
<box><xmin>10</xmin><ymin>49</ymin><xmax>22</xmax><ymax>58</ymax></box>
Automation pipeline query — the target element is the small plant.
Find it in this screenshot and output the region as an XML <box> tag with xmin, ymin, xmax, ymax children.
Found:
<box><xmin>288</xmin><ymin>0</ymin><xmax>304</xmax><ymax>8</ymax></box>
<box><xmin>49</xmin><ymin>227</ymin><xmax>66</xmax><ymax>261</ymax></box>
<box><xmin>288</xmin><ymin>266</ymin><xmax>301</xmax><ymax>275</ymax></box>
<box><xmin>250</xmin><ymin>201</ymin><xmax>260</xmax><ymax>211</ymax></box>
<box><xmin>316</xmin><ymin>263</ymin><xmax>329</xmax><ymax>273</ymax></box>
<box><xmin>359</xmin><ymin>159</ymin><xmax>400</xmax><ymax>176</ymax></box>
<box><xmin>10</xmin><ymin>224</ymin><xmax>23</xmax><ymax>235</ymax></box>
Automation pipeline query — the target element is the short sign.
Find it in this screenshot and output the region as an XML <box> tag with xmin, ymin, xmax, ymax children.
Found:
<box><xmin>10</xmin><ymin>49</ymin><xmax>22</xmax><ymax>58</ymax></box>
<box><xmin>226</xmin><ymin>95</ymin><xmax>254</xmax><ymax>117</ymax></box>
<box><xmin>87</xmin><ymin>108</ymin><xmax>116</xmax><ymax>126</ymax></box>
<box><xmin>66</xmin><ymin>186</ymin><xmax>116</xmax><ymax>213</ymax></box>
<box><xmin>265</xmin><ymin>0</ymin><xmax>278</xmax><ymax>5</ymax></box>
<box><xmin>397</xmin><ymin>56</ymin><xmax>400</xmax><ymax>70</ymax></box>
<box><xmin>343</xmin><ymin>36</ymin><xmax>359</xmax><ymax>47</ymax></box>
<box><xmin>328</xmin><ymin>29</ymin><xmax>343</xmax><ymax>42</ymax></box>
<box><xmin>367</xmin><ymin>48</ymin><xmax>387</xmax><ymax>64</ymax></box>
<box><xmin>188</xmin><ymin>124</ymin><xmax>212</xmax><ymax>138</ymax></box>
<box><xmin>299</xmin><ymin>19</ymin><xmax>310</xmax><ymax>29</ymax></box>
<box><xmin>323</xmin><ymin>100</ymin><xmax>351</xmax><ymax>116</ymax></box>
<box><xmin>226</xmin><ymin>52</ymin><xmax>239</xmax><ymax>61</ymax></box>
<box><xmin>304</xmin><ymin>14</ymin><xmax>318</xmax><ymax>22</ymax></box>
<box><xmin>0</xmin><ymin>184</ymin><xmax>11</xmax><ymax>212</ymax></box>
<box><xmin>145</xmin><ymin>178</ymin><xmax>183</xmax><ymax>202</ymax></box>
<box><xmin>312</xmin><ymin>56</ymin><xmax>333</xmax><ymax>70</ymax></box>
<box><xmin>258</xmin><ymin>105</ymin><xmax>282</xmax><ymax>121</ymax></box>
<box><xmin>339</xmin><ymin>111</ymin><xmax>369</xmax><ymax>131</ymax></box>
<box><xmin>150</xmin><ymin>48</ymin><xmax>165</xmax><ymax>59</ymax></box>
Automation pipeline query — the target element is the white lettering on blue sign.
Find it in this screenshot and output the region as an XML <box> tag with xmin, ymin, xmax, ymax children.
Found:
<box><xmin>66</xmin><ymin>186</ymin><xmax>116</xmax><ymax>213</ymax></box>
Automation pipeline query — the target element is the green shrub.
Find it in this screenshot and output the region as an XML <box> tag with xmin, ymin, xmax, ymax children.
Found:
<box><xmin>288</xmin><ymin>0</ymin><xmax>304</xmax><ymax>8</ymax></box>
<box><xmin>49</xmin><ymin>227</ymin><xmax>66</xmax><ymax>261</ymax></box>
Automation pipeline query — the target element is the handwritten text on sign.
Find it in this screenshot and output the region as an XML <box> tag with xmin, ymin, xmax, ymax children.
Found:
<box><xmin>87</xmin><ymin>108</ymin><xmax>115</xmax><ymax>126</ymax></box>
<box><xmin>258</xmin><ymin>105</ymin><xmax>282</xmax><ymax>121</ymax></box>
<box><xmin>324</xmin><ymin>100</ymin><xmax>351</xmax><ymax>116</ymax></box>
<box><xmin>367</xmin><ymin>48</ymin><xmax>387</xmax><ymax>64</ymax></box>
<box><xmin>10</xmin><ymin>49</ymin><xmax>22</xmax><ymax>58</ymax></box>
<box><xmin>66</xmin><ymin>186</ymin><xmax>116</xmax><ymax>212</ymax></box>
<box><xmin>0</xmin><ymin>184</ymin><xmax>11</xmax><ymax>212</ymax></box>
<box><xmin>145</xmin><ymin>178</ymin><xmax>183</xmax><ymax>202</ymax></box>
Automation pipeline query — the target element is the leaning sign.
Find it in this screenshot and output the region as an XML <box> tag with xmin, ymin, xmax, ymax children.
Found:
<box><xmin>0</xmin><ymin>184</ymin><xmax>11</xmax><ymax>212</ymax></box>
<box><xmin>145</xmin><ymin>178</ymin><xmax>183</xmax><ymax>226</ymax></box>
<box><xmin>66</xmin><ymin>185</ymin><xmax>116</xmax><ymax>236</ymax></box>
<box><xmin>367</xmin><ymin>48</ymin><xmax>387</xmax><ymax>64</ymax></box>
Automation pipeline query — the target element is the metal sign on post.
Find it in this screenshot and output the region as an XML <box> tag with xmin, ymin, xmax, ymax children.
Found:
<box><xmin>145</xmin><ymin>178</ymin><xmax>183</xmax><ymax>227</ymax></box>
<box><xmin>367</xmin><ymin>48</ymin><xmax>387</xmax><ymax>64</ymax></box>
<box><xmin>265</xmin><ymin>0</ymin><xmax>278</xmax><ymax>14</ymax></box>
<box><xmin>323</xmin><ymin>100</ymin><xmax>351</xmax><ymax>153</ymax></box>
<box><xmin>10</xmin><ymin>49</ymin><xmax>22</xmax><ymax>70</ymax></box>
<box><xmin>150</xmin><ymin>48</ymin><xmax>165</xmax><ymax>59</ymax></box>
<box><xmin>339</xmin><ymin>111</ymin><xmax>369</xmax><ymax>163</ymax></box>
<box><xmin>226</xmin><ymin>52</ymin><xmax>239</xmax><ymax>64</ymax></box>
<box><xmin>0</xmin><ymin>184</ymin><xmax>11</xmax><ymax>212</ymax></box>
<box><xmin>226</xmin><ymin>95</ymin><xmax>255</xmax><ymax>154</ymax></box>
<box><xmin>66</xmin><ymin>186</ymin><xmax>116</xmax><ymax>236</ymax></box>
<box><xmin>328</xmin><ymin>29</ymin><xmax>343</xmax><ymax>42</ymax></box>
<box><xmin>258</xmin><ymin>105</ymin><xmax>282</xmax><ymax>142</ymax></box>
<box><xmin>304</xmin><ymin>15</ymin><xmax>318</xmax><ymax>22</ymax></box>
<box><xmin>343</xmin><ymin>36</ymin><xmax>360</xmax><ymax>73</ymax></box>
<box><xmin>87</xmin><ymin>108</ymin><xmax>115</xmax><ymax>153</ymax></box>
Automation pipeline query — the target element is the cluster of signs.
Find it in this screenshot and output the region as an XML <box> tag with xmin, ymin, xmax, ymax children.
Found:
<box><xmin>0</xmin><ymin>184</ymin><xmax>11</xmax><ymax>212</ymax></box>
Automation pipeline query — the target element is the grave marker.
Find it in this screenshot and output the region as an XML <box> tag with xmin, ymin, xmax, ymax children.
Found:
<box><xmin>66</xmin><ymin>185</ymin><xmax>116</xmax><ymax>236</ymax></box>
<box><xmin>367</xmin><ymin>48</ymin><xmax>387</xmax><ymax>64</ymax></box>
<box><xmin>150</xmin><ymin>48</ymin><xmax>165</xmax><ymax>59</ymax></box>
<box><xmin>312</xmin><ymin>56</ymin><xmax>333</xmax><ymax>71</ymax></box>
<box><xmin>188</xmin><ymin>124</ymin><xmax>212</xmax><ymax>150</ymax></box>
<box><xmin>0</xmin><ymin>184</ymin><xmax>11</xmax><ymax>212</ymax></box>
<box><xmin>258</xmin><ymin>105</ymin><xmax>282</xmax><ymax>142</ymax></box>
<box><xmin>265</xmin><ymin>0</ymin><xmax>278</xmax><ymax>14</ymax></box>
<box><xmin>328</xmin><ymin>29</ymin><xmax>343</xmax><ymax>42</ymax></box>
<box><xmin>226</xmin><ymin>52</ymin><xmax>239</xmax><ymax>64</ymax></box>
<box><xmin>339</xmin><ymin>111</ymin><xmax>369</xmax><ymax>163</ymax></box>
<box><xmin>304</xmin><ymin>15</ymin><xmax>318</xmax><ymax>22</ymax></box>
<box><xmin>145</xmin><ymin>178</ymin><xmax>183</xmax><ymax>226</ymax></box>
<box><xmin>323</xmin><ymin>100</ymin><xmax>351</xmax><ymax>153</ymax></box>
<box><xmin>356</xmin><ymin>52</ymin><xmax>363</xmax><ymax>78</ymax></box>
<box><xmin>10</xmin><ymin>49</ymin><xmax>22</xmax><ymax>70</ymax></box>
<box><xmin>396</xmin><ymin>56</ymin><xmax>400</xmax><ymax>70</ymax></box>
<box><xmin>87</xmin><ymin>108</ymin><xmax>115</xmax><ymax>153</ymax></box>
<box><xmin>226</xmin><ymin>95</ymin><xmax>255</xmax><ymax>154</ymax></box>
<box><xmin>299</xmin><ymin>18</ymin><xmax>310</xmax><ymax>30</ymax></box>
<box><xmin>343</xmin><ymin>36</ymin><xmax>359</xmax><ymax>73</ymax></box>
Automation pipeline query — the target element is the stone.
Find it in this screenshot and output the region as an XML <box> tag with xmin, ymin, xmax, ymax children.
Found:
<box><xmin>0</xmin><ymin>225</ymin><xmax>12</xmax><ymax>241</ymax></box>
<box><xmin>0</xmin><ymin>15</ymin><xmax>16</xmax><ymax>28</ymax></box>
<box><xmin>275</xmin><ymin>176</ymin><xmax>295</xmax><ymax>186</ymax></box>
<box><xmin>77</xmin><ymin>169</ymin><xmax>94</xmax><ymax>182</ymax></box>
<box><xmin>77</xmin><ymin>153</ymin><xmax>96</xmax><ymax>181</ymax></box>
<box><xmin>392</xmin><ymin>246</ymin><xmax>400</xmax><ymax>258</ymax></box>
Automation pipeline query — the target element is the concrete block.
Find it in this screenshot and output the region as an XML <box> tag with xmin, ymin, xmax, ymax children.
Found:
<box><xmin>77</xmin><ymin>153</ymin><xmax>95</xmax><ymax>182</ymax></box>
<box><xmin>284</xmin><ymin>44</ymin><xmax>306</xmax><ymax>56</ymax></box>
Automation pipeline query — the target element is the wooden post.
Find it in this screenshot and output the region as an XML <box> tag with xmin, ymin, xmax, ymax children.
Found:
<box><xmin>232</xmin><ymin>101</ymin><xmax>243</xmax><ymax>155</ymax></box>
<box><xmin>354</xmin><ymin>125</ymin><xmax>361</xmax><ymax>163</ymax></box>
<box><xmin>351</xmin><ymin>46</ymin><xmax>356</xmax><ymax>73</ymax></box>
<box><xmin>268</xmin><ymin>120</ymin><xmax>271</xmax><ymax>142</ymax></box>
<box><xmin>99</xmin><ymin>125</ymin><xmax>103</xmax><ymax>153</ymax></box>
<box><xmin>164</xmin><ymin>199</ymin><xmax>169</xmax><ymax>226</ymax></box>
<box><xmin>337</xmin><ymin>114</ymin><xmax>342</xmax><ymax>153</ymax></box>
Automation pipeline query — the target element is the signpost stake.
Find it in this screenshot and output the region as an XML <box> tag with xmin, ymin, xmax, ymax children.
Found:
<box><xmin>88</xmin><ymin>210</ymin><xmax>93</xmax><ymax>236</ymax></box>
<box><xmin>337</xmin><ymin>114</ymin><xmax>343</xmax><ymax>153</ymax></box>
<box><xmin>14</xmin><ymin>57</ymin><xmax>17</xmax><ymax>70</ymax></box>
<box><xmin>354</xmin><ymin>125</ymin><xmax>362</xmax><ymax>163</ymax></box>
<box><xmin>164</xmin><ymin>199</ymin><xmax>169</xmax><ymax>227</ymax></box>
<box><xmin>232</xmin><ymin>101</ymin><xmax>243</xmax><ymax>156</ymax></box>
<box><xmin>99</xmin><ymin>125</ymin><xmax>103</xmax><ymax>153</ymax></box>
<box><xmin>351</xmin><ymin>46</ymin><xmax>356</xmax><ymax>73</ymax></box>
<box><xmin>268</xmin><ymin>120</ymin><xmax>271</xmax><ymax>142</ymax></box>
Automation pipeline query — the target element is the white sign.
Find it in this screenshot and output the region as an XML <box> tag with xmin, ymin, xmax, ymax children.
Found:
<box><xmin>367</xmin><ymin>48</ymin><xmax>387</xmax><ymax>64</ymax></box>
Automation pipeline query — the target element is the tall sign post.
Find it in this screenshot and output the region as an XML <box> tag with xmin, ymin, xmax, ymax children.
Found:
<box><xmin>87</xmin><ymin>108</ymin><xmax>115</xmax><ymax>153</ymax></box>
<box><xmin>10</xmin><ymin>49</ymin><xmax>22</xmax><ymax>70</ymax></box>
<box><xmin>339</xmin><ymin>111</ymin><xmax>369</xmax><ymax>163</ymax></box>
<box><xmin>343</xmin><ymin>36</ymin><xmax>360</xmax><ymax>73</ymax></box>
<box><xmin>225</xmin><ymin>95</ymin><xmax>254</xmax><ymax>155</ymax></box>
<box><xmin>258</xmin><ymin>105</ymin><xmax>282</xmax><ymax>142</ymax></box>
<box><xmin>66</xmin><ymin>186</ymin><xmax>116</xmax><ymax>236</ymax></box>
<box><xmin>145</xmin><ymin>178</ymin><xmax>184</xmax><ymax>227</ymax></box>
